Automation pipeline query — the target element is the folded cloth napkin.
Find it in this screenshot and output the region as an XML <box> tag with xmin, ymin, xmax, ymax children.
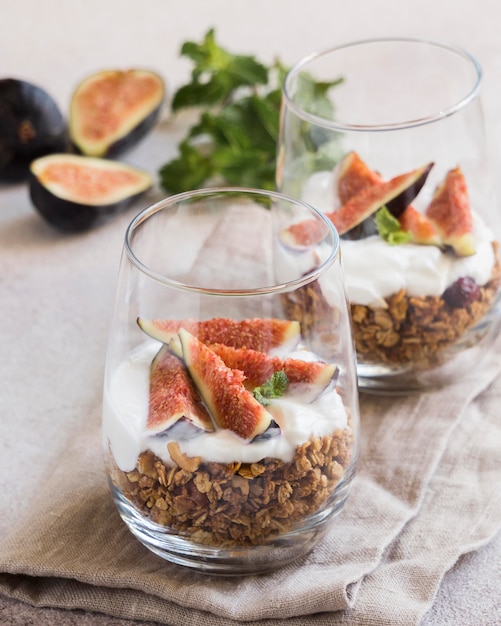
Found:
<box><xmin>1</xmin><ymin>204</ymin><xmax>500</xmax><ymax>625</ymax></box>
<box><xmin>0</xmin><ymin>328</ymin><xmax>499</xmax><ymax>626</ymax></box>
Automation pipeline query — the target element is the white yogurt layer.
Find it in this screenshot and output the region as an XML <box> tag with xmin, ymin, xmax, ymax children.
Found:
<box><xmin>103</xmin><ymin>342</ymin><xmax>348</xmax><ymax>472</ymax></box>
<box><xmin>301</xmin><ymin>171</ymin><xmax>496</xmax><ymax>307</ymax></box>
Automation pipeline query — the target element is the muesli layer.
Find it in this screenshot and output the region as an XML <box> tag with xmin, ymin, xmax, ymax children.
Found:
<box><xmin>283</xmin><ymin>243</ymin><xmax>501</xmax><ymax>369</ymax></box>
<box><xmin>108</xmin><ymin>426</ymin><xmax>353</xmax><ymax>547</ymax></box>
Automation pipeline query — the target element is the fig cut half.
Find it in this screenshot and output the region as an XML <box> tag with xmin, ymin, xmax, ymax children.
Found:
<box><xmin>69</xmin><ymin>69</ymin><xmax>165</xmax><ymax>157</ymax></box>
<box><xmin>29</xmin><ymin>153</ymin><xmax>152</xmax><ymax>232</ymax></box>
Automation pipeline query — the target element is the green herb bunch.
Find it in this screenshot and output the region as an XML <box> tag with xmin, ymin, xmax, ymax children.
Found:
<box><xmin>159</xmin><ymin>29</ymin><xmax>343</xmax><ymax>193</ymax></box>
<box><xmin>159</xmin><ymin>29</ymin><xmax>287</xmax><ymax>193</ymax></box>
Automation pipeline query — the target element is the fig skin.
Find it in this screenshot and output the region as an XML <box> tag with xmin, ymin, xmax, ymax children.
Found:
<box><xmin>29</xmin><ymin>154</ymin><xmax>152</xmax><ymax>233</ymax></box>
<box><xmin>0</xmin><ymin>78</ymin><xmax>68</xmax><ymax>183</ymax></box>
<box><xmin>69</xmin><ymin>69</ymin><xmax>165</xmax><ymax>158</ymax></box>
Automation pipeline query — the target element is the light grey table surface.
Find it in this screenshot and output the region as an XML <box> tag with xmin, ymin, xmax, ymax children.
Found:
<box><xmin>1</xmin><ymin>1</ymin><xmax>500</xmax><ymax>624</ymax></box>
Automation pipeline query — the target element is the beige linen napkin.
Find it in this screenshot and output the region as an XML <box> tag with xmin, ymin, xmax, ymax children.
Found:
<box><xmin>0</xmin><ymin>331</ymin><xmax>499</xmax><ymax>626</ymax></box>
<box><xmin>1</xmin><ymin>204</ymin><xmax>500</xmax><ymax>625</ymax></box>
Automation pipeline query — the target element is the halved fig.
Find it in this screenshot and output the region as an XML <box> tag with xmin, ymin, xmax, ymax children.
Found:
<box><xmin>69</xmin><ymin>69</ymin><xmax>165</xmax><ymax>157</ymax></box>
<box><xmin>398</xmin><ymin>205</ymin><xmax>442</xmax><ymax>246</ymax></box>
<box><xmin>0</xmin><ymin>78</ymin><xmax>68</xmax><ymax>182</ymax></box>
<box><xmin>29</xmin><ymin>153</ymin><xmax>152</xmax><ymax>232</ymax></box>
<box><xmin>208</xmin><ymin>343</ymin><xmax>338</xmax><ymax>400</ymax></box>
<box><xmin>336</xmin><ymin>151</ymin><xmax>382</xmax><ymax>205</ymax></box>
<box><xmin>177</xmin><ymin>329</ymin><xmax>274</xmax><ymax>440</ymax></box>
<box><xmin>147</xmin><ymin>345</ymin><xmax>214</xmax><ymax>434</ymax></box>
<box><xmin>425</xmin><ymin>166</ymin><xmax>476</xmax><ymax>256</ymax></box>
<box><xmin>137</xmin><ymin>317</ymin><xmax>301</xmax><ymax>353</ymax></box>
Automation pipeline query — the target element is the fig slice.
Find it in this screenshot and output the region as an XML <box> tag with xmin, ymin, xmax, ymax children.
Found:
<box><xmin>176</xmin><ymin>329</ymin><xmax>274</xmax><ymax>440</ymax></box>
<box><xmin>281</xmin><ymin>162</ymin><xmax>433</xmax><ymax>248</ymax></box>
<box><xmin>329</xmin><ymin>162</ymin><xmax>434</xmax><ymax>235</ymax></box>
<box><xmin>425</xmin><ymin>166</ymin><xmax>476</xmax><ymax>256</ymax></box>
<box><xmin>69</xmin><ymin>69</ymin><xmax>165</xmax><ymax>157</ymax></box>
<box><xmin>137</xmin><ymin>317</ymin><xmax>301</xmax><ymax>353</ymax></box>
<box><xmin>279</xmin><ymin>218</ymin><xmax>330</xmax><ymax>251</ymax></box>
<box><xmin>29</xmin><ymin>153</ymin><xmax>152</xmax><ymax>232</ymax></box>
<box><xmin>208</xmin><ymin>343</ymin><xmax>338</xmax><ymax>401</ymax></box>
<box><xmin>147</xmin><ymin>345</ymin><xmax>214</xmax><ymax>434</ymax></box>
<box><xmin>336</xmin><ymin>151</ymin><xmax>383</xmax><ymax>205</ymax></box>
<box><xmin>398</xmin><ymin>205</ymin><xmax>442</xmax><ymax>246</ymax></box>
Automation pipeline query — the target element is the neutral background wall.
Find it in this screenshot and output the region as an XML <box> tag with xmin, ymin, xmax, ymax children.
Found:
<box><xmin>3</xmin><ymin>0</ymin><xmax>500</xmax><ymax>188</ymax></box>
<box><xmin>1</xmin><ymin>0</ymin><xmax>499</xmax><ymax>108</ymax></box>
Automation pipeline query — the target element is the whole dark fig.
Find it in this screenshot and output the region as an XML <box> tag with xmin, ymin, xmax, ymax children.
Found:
<box><xmin>0</xmin><ymin>78</ymin><xmax>68</xmax><ymax>182</ymax></box>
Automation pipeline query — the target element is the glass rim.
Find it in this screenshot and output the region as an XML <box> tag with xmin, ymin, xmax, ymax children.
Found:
<box><xmin>283</xmin><ymin>36</ymin><xmax>483</xmax><ymax>132</ymax></box>
<box><xmin>124</xmin><ymin>186</ymin><xmax>340</xmax><ymax>296</ymax></box>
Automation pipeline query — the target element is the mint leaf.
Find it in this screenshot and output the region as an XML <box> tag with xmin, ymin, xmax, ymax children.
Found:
<box><xmin>375</xmin><ymin>206</ymin><xmax>412</xmax><ymax>245</ymax></box>
<box><xmin>158</xmin><ymin>141</ymin><xmax>214</xmax><ymax>194</ymax></box>
<box><xmin>172</xmin><ymin>29</ymin><xmax>268</xmax><ymax>110</ymax></box>
<box><xmin>253</xmin><ymin>371</ymin><xmax>289</xmax><ymax>406</ymax></box>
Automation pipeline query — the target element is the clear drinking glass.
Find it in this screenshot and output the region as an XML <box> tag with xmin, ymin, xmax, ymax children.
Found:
<box><xmin>277</xmin><ymin>38</ymin><xmax>501</xmax><ymax>392</ymax></box>
<box><xmin>102</xmin><ymin>188</ymin><xmax>359</xmax><ymax>574</ymax></box>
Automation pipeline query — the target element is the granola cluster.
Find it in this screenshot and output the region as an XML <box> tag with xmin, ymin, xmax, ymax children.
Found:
<box><xmin>109</xmin><ymin>427</ymin><xmax>352</xmax><ymax>547</ymax></box>
<box><xmin>284</xmin><ymin>243</ymin><xmax>501</xmax><ymax>369</ymax></box>
<box><xmin>351</xmin><ymin>281</ymin><xmax>499</xmax><ymax>367</ymax></box>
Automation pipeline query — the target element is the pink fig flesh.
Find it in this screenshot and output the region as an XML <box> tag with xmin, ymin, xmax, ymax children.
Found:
<box><xmin>138</xmin><ymin>317</ymin><xmax>301</xmax><ymax>353</ymax></box>
<box><xmin>177</xmin><ymin>329</ymin><xmax>274</xmax><ymax>440</ymax></box>
<box><xmin>425</xmin><ymin>166</ymin><xmax>476</xmax><ymax>256</ymax></box>
<box><xmin>146</xmin><ymin>345</ymin><xmax>214</xmax><ymax>433</ymax></box>
<box><xmin>208</xmin><ymin>343</ymin><xmax>338</xmax><ymax>400</ymax></box>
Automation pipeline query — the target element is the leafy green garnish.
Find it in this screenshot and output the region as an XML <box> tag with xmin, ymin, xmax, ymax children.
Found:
<box><xmin>171</xmin><ymin>29</ymin><xmax>269</xmax><ymax>110</ymax></box>
<box><xmin>375</xmin><ymin>206</ymin><xmax>412</xmax><ymax>245</ymax></box>
<box><xmin>159</xmin><ymin>29</ymin><xmax>342</xmax><ymax>193</ymax></box>
<box><xmin>253</xmin><ymin>371</ymin><xmax>289</xmax><ymax>407</ymax></box>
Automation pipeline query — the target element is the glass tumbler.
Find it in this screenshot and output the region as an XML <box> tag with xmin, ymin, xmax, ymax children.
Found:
<box><xmin>277</xmin><ymin>38</ymin><xmax>501</xmax><ymax>392</ymax></box>
<box><xmin>102</xmin><ymin>188</ymin><xmax>359</xmax><ymax>574</ymax></box>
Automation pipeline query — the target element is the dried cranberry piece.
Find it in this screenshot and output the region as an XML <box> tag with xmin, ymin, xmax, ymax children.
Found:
<box><xmin>442</xmin><ymin>277</ymin><xmax>481</xmax><ymax>308</ymax></box>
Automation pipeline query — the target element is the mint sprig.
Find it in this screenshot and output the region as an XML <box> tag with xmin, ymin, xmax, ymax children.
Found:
<box><xmin>253</xmin><ymin>371</ymin><xmax>289</xmax><ymax>407</ymax></box>
<box><xmin>159</xmin><ymin>29</ymin><xmax>342</xmax><ymax>193</ymax></box>
<box><xmin>375</xmin><ymin>206</ymin><xmax>412</xmax><ymax>245</ymax></box>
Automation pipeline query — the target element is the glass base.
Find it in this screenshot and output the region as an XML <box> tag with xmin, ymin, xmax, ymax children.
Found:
<box><xmin>110</xmin><ymin>465</ymin><xmax>355</xmax><ymax>575</ymax></box>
